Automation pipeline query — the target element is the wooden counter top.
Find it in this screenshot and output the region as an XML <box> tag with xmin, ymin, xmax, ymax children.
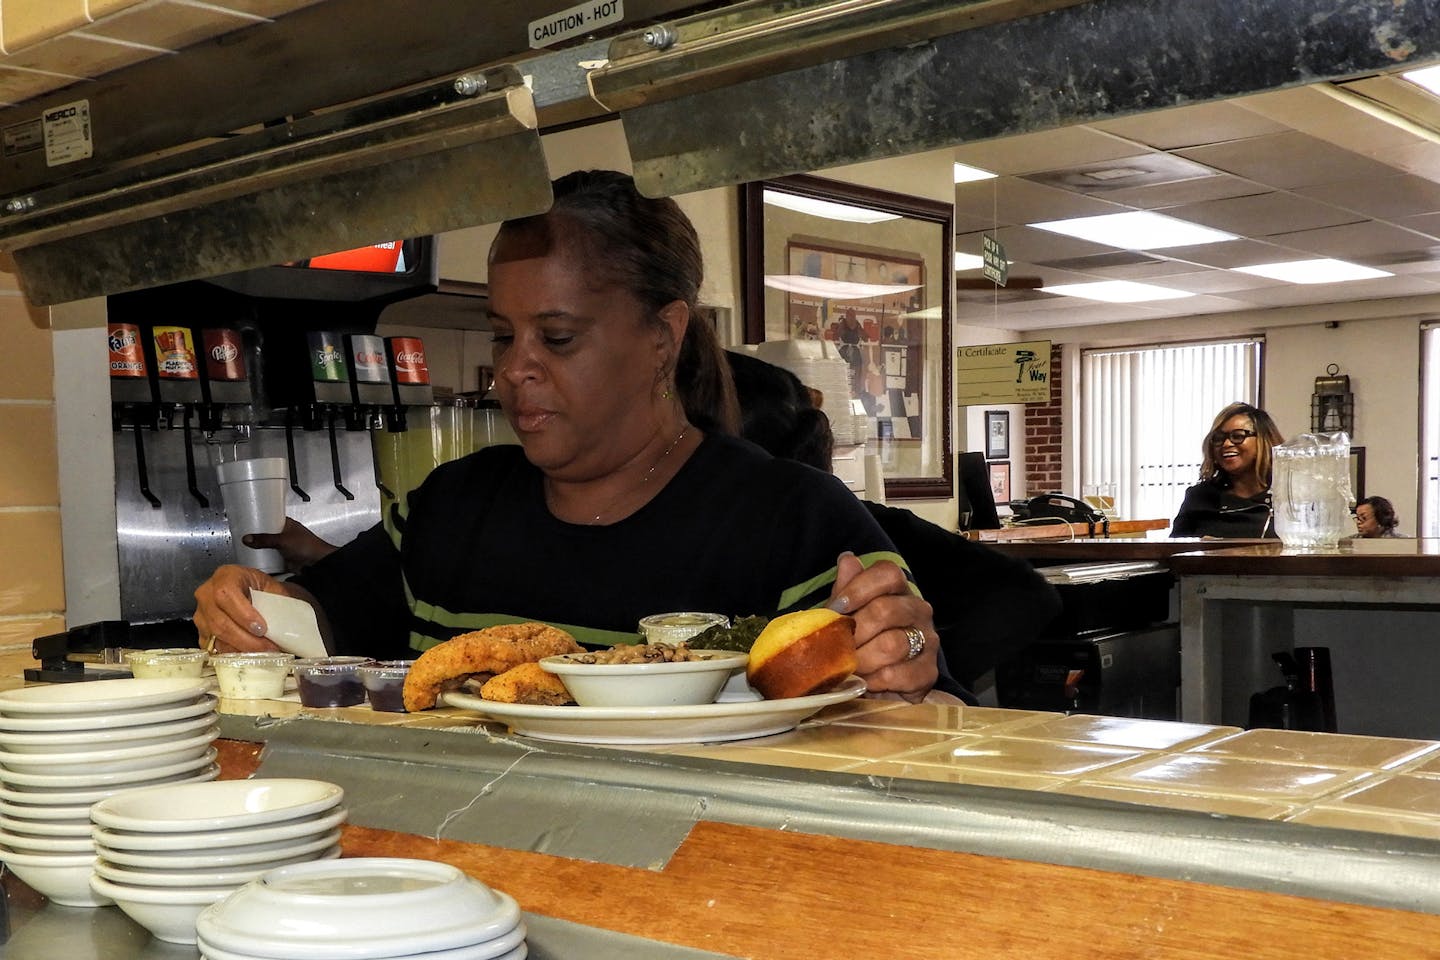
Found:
<box><xmin>988</xmin><ymin>537</ymin><xmax>1265</xmax><ymax>563</ymax></box>
<box><xmin>967</xmin><ymin>518</ymin><xmax>1170</xmax><ymax>542</ymax></box>
<box><xmin>1169</xmin><ymin>537</ymin><xmax>1440</xmax><ymax>577</ymax></box>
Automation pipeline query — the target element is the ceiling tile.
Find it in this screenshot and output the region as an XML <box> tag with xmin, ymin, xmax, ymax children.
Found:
<box><xmin>1160</xmin><ymin>238</ymin><xmax>1308</xmax><ymax>269</ymax></box>
<box><xmin>1233</xmin><ymin>85</ymin><xmax>1425</xmax><ymax>157</ymax></box>
<box><xmin>80</xmin><ymin>0</ymin><xmax>254</xmax><ymax>50</ymax></box>
<box><xmin>1264</xmin><ymin>220</ymin><xmax>1440</xmax><ymax>258</ymax></box>
<box><xmin>950</xmin><ymin>126</ymin><xmax>1146</xmax><ymax>177</ymax></box>
<box><xmin>1164</xmin><ymin>192</ymin><xmax>1360</xmax><ymax>238</ymax></box>
<box><xmin>1021</xmin><ymin>153</ymin><xmax>1219</xmax><ymax>196</ymax></box>
<box><xmin>197</xmin><ymin>0</ymin><xmax>326</xmax><ymax>16</ymax></box>
<box><xmin>1096</xmin><ymin>173</ymin><xmax>1267</xmax><ymax>210</ymax></box>
<box><xmin>1294</xmin><ymin>174</ymin><xmax>1440</xmax><ymax>220</ymax></box>
<box><xmin>1384</xmin><ymin>141</ymin><xmax>1440</xmax><ymax>183</ymax></box>
<box><xmin>958</xmin><ymin>224</ymin><xmax>1116</xmax><ymax>264</ymax></box>
<box><xmin>1235</xmin><ymin>274</ymin><xmax>1440</xmax><ymax>306</ymax></box>
<box><xmin>86</xmin><ymin>0</ymin><xmax>145</xmax><ymax>17</ymax></box>
<box><xmin>1092</xmin><ymin>100</ymin><xmax>1289</xmax><ymax>149</ymax></box>
<box><xmin>1394</xmin><ymin>212</ymin><xmax>1440</xmax><ymax>240</ymax></box>
<box><xmin>0</xmin><ymin>33</ymin><xmax>153</xmax><ymax>81</ymax></box>
<box><xmin>953</xmin><ymin>176</ymin><xmax>1123</xmax><ymax>225</ymax></box>
<box><xmin>1158</xmin><ymin>270</ymin><xmax>1284</xmax><ymax>294</ymax></box>
<box><xmin>1</xmin><ymin>1</ymin><xmax>87</xmax><ymax>54</ymax></box>
<box><xmin>1176</xmin><ymin>132</ymin><xmax>1399</xmax><ymax>189</ymax></box>
<box><xmin>0</xmin><ymin>66</ymin><xmax>83</xmax><ymax>105</ymax></box>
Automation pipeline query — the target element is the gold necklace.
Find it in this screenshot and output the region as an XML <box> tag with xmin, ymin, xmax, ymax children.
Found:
<box><xmin>582</xmin><ymin>425</ymin><xmax>689</xmax><ymax>525</ymax></box>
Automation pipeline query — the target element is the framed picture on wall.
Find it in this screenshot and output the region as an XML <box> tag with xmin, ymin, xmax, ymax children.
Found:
<box><xmin>1350</xmin><ymin>446</ymin><xmax>1366</xmax><ymax>501</ymax></box>
<box><xmin>984</xmin><ymin>410</ymin><xmax>1010</xmax><ymax>460</ymax></box>
<box><xmin>988</xmin><ymin>461</ymin><xmax>1011</xmax><ymax>504</ymax></box>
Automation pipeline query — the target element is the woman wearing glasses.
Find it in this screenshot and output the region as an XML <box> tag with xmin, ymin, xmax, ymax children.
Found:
<box><xmin>1171</xmin><ymin>402</ymin><xmax>1285</xmax><ymax>538</ymax></box>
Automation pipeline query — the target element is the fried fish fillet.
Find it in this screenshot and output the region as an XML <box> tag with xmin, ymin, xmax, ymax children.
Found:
<box><xmin>480</xmin><ymin>662</ymin><xmax>575</xmax><ymax>706</ymax></box>
<box><xmin>402</xmin><ymin>622</ymin><xmax>583</xmax><ymax>712</ymax></box>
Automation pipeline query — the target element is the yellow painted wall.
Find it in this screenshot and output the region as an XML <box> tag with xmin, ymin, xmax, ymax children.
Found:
<box><xmin>0</xmin><ymin>258</ymin><xmax>62</xmax><ymax>652</ymax></box>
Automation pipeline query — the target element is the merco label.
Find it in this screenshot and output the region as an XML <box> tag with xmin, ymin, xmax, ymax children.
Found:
<box><xmin>529</xmin><ymin>0</ymin><xmax>623</xmax><ymax>49</ymax></box>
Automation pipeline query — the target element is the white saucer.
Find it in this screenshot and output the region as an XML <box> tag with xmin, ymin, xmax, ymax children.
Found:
<box><xmin>96</xmin><ymin>827</ymin><xmax>343</xmax><ymax>868</ymax></box>
<box><xmin>0</xmin><ymin>727</ymin><xmax>217</xmax><ymax>773</ymax></box>
<box><xmin>441</xmin><ymin>675</ymin><xmax>866</xmax><ymax>744</ymax></box>
<box><xmin>91</xmin><ymin>778</ymin><xmax>344</xmax><ymax>833</ymax></box>
<box><xmin>0</xmin><ymin>763</ymin><xmax>218</xmax><ymax>804</ymax></box>
<box><xmin>0</xmin><ymin>678</ymin><xmax>209</xmax><ymax>716</ymax></box>
<box><xmin>0</xmin><ymin>747</ymin><xmax>217</xmax><ymax>788</ymax></box>
<box><xmin>196</xmin><ymin>934</ymin><xmax>527</xmax><ymax>960</ymax></box>
<box><xmin>0</xmin><ymin>695</ymin><xmax>216</xmax><ymax>732</ymax></box>
<box><xmin>93</xmin><ymin>805</ymin><xmax>348</xmax><ymax>850</ymax></box>
<box><xmin>0</xmin><ymin>712</ymin><xmax>217</xmax><ymax>752</ymax></box>
<box><xmin>94</xmin><ymin>844</ymin><xmax>341</xmax><ymax>887</ymax></box>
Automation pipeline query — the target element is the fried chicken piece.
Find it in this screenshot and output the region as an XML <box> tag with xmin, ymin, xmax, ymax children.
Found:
<box><xmin>402</xmin><ymin>622</ymin><xmax>583</xmax><ymax>712</ymax></box>
<box><xmin>480</xmin><ymin>662</ymin><xmax>575</xmax><ymax>706</ymax></box>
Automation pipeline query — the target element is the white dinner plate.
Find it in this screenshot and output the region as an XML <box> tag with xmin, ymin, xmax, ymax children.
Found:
<box><xmin>0</xmin><ymin>695</ymin><xmax>217</xmax><ymax>733</ymax></box>
<box><xmin>0</xmin><ymin>764</ymin><xmax>218</xmax><ymax>805</ymax></box>
<box><xmin>0</xmin><ymin>678</ymin><xmax>209</xmax><ymax>716</ymax></box>
<box><xmin>0</xmin><ymin>727</ymin><xmax>217</xmax><ymax>773</ymax></box>
<box><xmin>0</xmin><ymin>712</ymin><xmax>217</xmax><ymax>752</ymax></box>
<box><xmin>440</xmin><ymin>675</ymin><xmax>866</xmax><ymax>744</ymax></box>
<box><xmin>0</xmin><ymin>747</ymin><xmax>218</xmax><ymax>788</ymax></box>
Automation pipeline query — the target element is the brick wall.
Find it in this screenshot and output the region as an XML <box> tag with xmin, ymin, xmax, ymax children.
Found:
<box><xmin>1024</xmin><ymin>351</ymin><xmax>1063</xmax><ymax>496</ymax></box>
<box><xmin>0</xmin><ymin>261</ymin><xmax>63</xmax><ymax>651</ymax></box>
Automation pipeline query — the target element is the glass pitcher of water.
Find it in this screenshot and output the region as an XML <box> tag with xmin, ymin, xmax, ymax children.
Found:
<box><xmin>1271</xmin><ymin>431</ymin><xmax>1354</xmax><ymax>548</ymax></box>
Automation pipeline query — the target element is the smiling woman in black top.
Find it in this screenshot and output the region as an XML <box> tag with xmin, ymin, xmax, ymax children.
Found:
<box><xmin>1171</xmin><ymin>402</ymin><xmax>1285</xmax><ymax>538</ymax></box>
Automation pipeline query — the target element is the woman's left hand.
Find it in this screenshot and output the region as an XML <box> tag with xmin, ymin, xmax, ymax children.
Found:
<box><xmin>827</xmin><ymin>552</ymin><xmax>938</xmax><ymax>702</ymax></box>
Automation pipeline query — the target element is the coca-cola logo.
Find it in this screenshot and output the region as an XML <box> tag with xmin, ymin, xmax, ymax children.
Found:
<box><xmin>210</xmin><ymin>343</ymin><xmax>238</xmax><ymax>363</ymax></box>
<box><xmin>395</xmin><ymin>351</ymin><xmax>425</xmax><ymax>365</ymax></box>
<box><xmin>109</xmin><ymin>329</ymin><xmax>136</xmax><ymax>352</ymax></box>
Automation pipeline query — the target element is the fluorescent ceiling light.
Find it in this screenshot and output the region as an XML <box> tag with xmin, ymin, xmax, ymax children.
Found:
<box><xmin>1040</xmin><ymin>280</ymin><xmax>1195</xmax><ymax>303</ymax></box>
<box><xmin>763</xmin><ymin>189</ymin><xmax>899</xmax><ymax>224</ymax></box>
<box><xmin>1029</xmin><ymin>210</ymin><xmax>1238</xmax><ymax>249</ymax></box>
<box><xmin>954</xmin><ymin>252</ymin><xmax>984</xmax><ymax>271</ymax></box>
<box><xmin>1232</xmin><ymin>258</ymin><xmax>1393</xmax><ymax>284</ymax></box>
<box><xmin>1403</xmin><ymin>64</ymin><xmax>1440</xmax><ymax>96</ymax></box>
<box><xmin>953</xmin><ymin>162</ymin><xmax>996</xmax><ymax>183</ymax></box>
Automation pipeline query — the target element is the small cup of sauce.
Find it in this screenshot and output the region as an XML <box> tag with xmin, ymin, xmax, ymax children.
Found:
<box><xmin>125</xmin><ymin>647</ymin><xmax>208</xmax><ymax>680</ymax></box>
<box><xmin>211</xmin><ymin>651</ymin><xmax>296</xmax><ymax>699</ymax></box>
<box><xmin>293</xmin><ymin>656</ymin><xmax>373</xmax><ymax>708</ymax></box>
<box><xmin>358</xmin><ymin>660</ymin><xmax>417</xmax><ymax>712</ymax></box>
<box><xmin>638</xmin><ymin>612</ymin><xmax>729</xmax><ymax>646</ymax></box>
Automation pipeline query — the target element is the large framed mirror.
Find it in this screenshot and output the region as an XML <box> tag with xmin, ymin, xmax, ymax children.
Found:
<box><xmin>741</xmin><ymin>174</ymin><xmax>953</xmax><ymax>500</ymax></box>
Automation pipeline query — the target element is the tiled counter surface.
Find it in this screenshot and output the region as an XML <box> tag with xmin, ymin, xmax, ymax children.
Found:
<box><xmin>213</xmin><ymin>689</ymin><xmax>1440</xmax><ymax>840</ymax></box>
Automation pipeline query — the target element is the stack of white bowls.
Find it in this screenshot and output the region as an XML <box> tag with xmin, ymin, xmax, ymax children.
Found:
<box><xmin>196</xmin><ymin>857</ymin><xmax>527</xmax><ymax>960</ymax></box>
<box><xmin>0</xmin><ymin>677</ymin><xmax>218</xmax><ymax>906</ymax></box>
<box><xmin>89</xmin><ymin>778</ymin><xmax>346</xmax><ymax>945</ymax></box>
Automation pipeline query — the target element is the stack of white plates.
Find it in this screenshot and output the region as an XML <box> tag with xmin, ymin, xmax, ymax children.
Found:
<box><xmin>0</xmin><ymin>677</ymin><xmax>218</xmax><ymax>906</ymax></box>
<box><xmin>196</xmin><ymin>858</ymin><xmax>526</xmax><ymax>960</ymax></box>
<box><xmin>89</xmin><ymin>778</ymin><xmax>346</xmax><ymax>945</ymax></box>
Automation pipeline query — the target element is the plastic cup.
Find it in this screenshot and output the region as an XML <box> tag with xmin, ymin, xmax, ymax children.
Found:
<box><xmin>211</xmin><ymin>652</ymin><xmax>295</xmax><ymax>699</ymax></box>
<box><xmin>358</xmin><ymin>660</ymin><xmax>417</xmax><ymax>713</ymax></box>
<box><xmin>215</xmin><ymin>457</ymin><xmax>288</xmax><ymax>573</ymax></box>
<box><xmin>125</xmin><ymin>648</ymin><xmax>208</xmax><ymax>679</ymax></box>
<box><xmin>293</xmin><ymin>657</ymin><xmax>372</xmax><ymax>708</ymax></box>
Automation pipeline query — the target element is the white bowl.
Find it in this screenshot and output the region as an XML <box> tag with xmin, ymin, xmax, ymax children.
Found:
<box><xmin>0</xmin><ymin>695</ymin><xmax>216</xmax><ymax>733</ymax></box>
<box><xmin>92</xmin><ymin>805</ymin><xmax>348</xmax><ymax>850</ymax></box>
<box><xmin>538</xmin><ymin>649</ymin><xmax>748</xmax><ymax>707</ymax></box>
<box><xmin>94</xmin><ymin>844</ymin><xmax>341</xmax><ymax>887</ymax></box>
<box><xmin>1</xmin><ymin>849</ymin><xmax>111</xmax><ymax>906</ymax></box>
<box><xmin>0</xmin><ymin>831</ymin><xmax>94</xmax><ymax>853</ymax></box>
<box><xmin>0</xmin><ymin>813</ymin><xmax>92</xmax><ymax>836</ymax></box>
<box><xmin>196</xmin><ymin>858</ymin><xmax>521</xmax><ymax>959</ymax></box>
<box><xmin>0</xmin><ymin>746</ymin><xmax>217</xmax><ymax>788</ymax></box>
<box><xmin>0</xmin><ymin>727</ymin><xmax>217</xmax><ymax>774</ymax></box>
<box><xmin>0</xmin><ymin>712</ymin><xmax>217</xmax><ymax>753</ymax></box>
<box><xmin>0</xmin><ymin>763</ymin><xmax>218</xmax><ymax>804</ymax></box>
<box><xmin>89</xmin><ymin>873</ymin><xmax>234</xmax><ymax>944</ymax></box>
<box><xmin>0</xmin><ymin>678</ymin><xmax>209</xmax><ymax>716</ymax></box>
<box><xmin>91</xmin><ymin>778</ymin><xmax>344</xmax><ymax>833</ymax></box>
<box><xmin>194</xmin><ymin>932</ymin><xmax>529</xmax><ymax>960</ymax></box>
<box><xmin>96</xmin><ymin>827</ymin><xmax>343</xmax><ymax>869</ymax></box>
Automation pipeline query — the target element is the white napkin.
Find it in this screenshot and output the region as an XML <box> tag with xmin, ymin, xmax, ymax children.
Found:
<box><xmin>250</xmin><ymin>591</ymin><xmax>328</xmax><ymax>659</ymax></box>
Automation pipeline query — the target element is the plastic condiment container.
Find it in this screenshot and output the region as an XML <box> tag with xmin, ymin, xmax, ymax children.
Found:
<box><xmin>638</xmin><ymin>612</ymin><xmax>729</xmax><ymax>645</ymax></box>
<box><xmin>125</xmin><ymin>648</ymin><xmax>208</xmax><ymax>679</ymax></box>
<box><xmin>293</xmin><ymin>657</ymin><xmax>372</xmax><ymax>708</ymax></box>
<box><xmin>211</xmin><ymin>652</ymin><xmax>295</xmax><ymax>699</ymax></box>
<box><xmin>358</xmin><ymin>660</ymin><xmax>416</xmax><ymax>713</ymax></box>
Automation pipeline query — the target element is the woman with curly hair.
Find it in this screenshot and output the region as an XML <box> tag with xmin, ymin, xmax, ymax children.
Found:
<box><xmin>1171</xmin><ymin>402</ymin><xmax>1284</xmax><ymax>538</ymax></box>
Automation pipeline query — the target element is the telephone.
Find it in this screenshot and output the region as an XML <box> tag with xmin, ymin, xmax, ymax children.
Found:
<box><xmin>1024</xmin><ymin>494</ymin><xmax>1106</xmax><ymax>524</ymax></box>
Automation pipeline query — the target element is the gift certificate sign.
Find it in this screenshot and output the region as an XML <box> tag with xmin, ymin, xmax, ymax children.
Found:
<box><xmin>956</xmin><ymin>339</ymin><xmax>1052</xmax><ymax>405</ymax></box>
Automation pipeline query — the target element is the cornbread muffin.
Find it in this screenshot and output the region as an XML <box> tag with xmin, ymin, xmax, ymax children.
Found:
<box><xmin>746</xmin><ymin>609</ymin><xmax>857</xmax><ymax>700</ymax></box>
<box><xmin>402</xmin><ymin>622</ymin><xmax>583</xmax><ymax>711</ymax></box>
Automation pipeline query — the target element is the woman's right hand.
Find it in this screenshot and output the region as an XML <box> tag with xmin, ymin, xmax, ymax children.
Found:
<box><xmin>192</xmin><ymin>564</ymin><xmax>285</xmax><ymax>654</ymax></box>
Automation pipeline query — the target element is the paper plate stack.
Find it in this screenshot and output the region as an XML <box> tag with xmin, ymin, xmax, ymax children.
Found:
<box><xmin>196</xmin><ymin>858</ymin><xmax>527</xmax><ymax>960</ymax></box>
<box><xmin>89</xmin><ymin>778</ymin><xmax>347</xmax><ymax>944</ymax></box>
<box><xmin>0</xmin><ymin>677</ymin><xmax>218</xmax><ymax>906</ymax></box>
